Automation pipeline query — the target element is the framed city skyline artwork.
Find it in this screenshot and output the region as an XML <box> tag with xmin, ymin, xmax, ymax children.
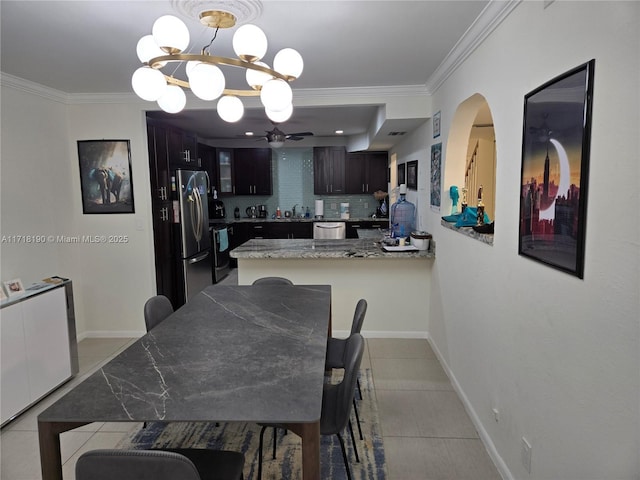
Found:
<box><xmin>77</xmin><ymin>140</ymin><xmax>135</xmax><ymax>214</ymax></box>
<box><xmin>518</xmin><ymin>60</ymin><xmax>595</xmax><ymax>278</ymax></box>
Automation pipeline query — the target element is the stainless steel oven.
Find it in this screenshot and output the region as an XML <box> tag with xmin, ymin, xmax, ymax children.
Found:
<box><xmin>210</xmin><ymin>224</ymin><xmax>230</xmax><ymax>283</ymax></box>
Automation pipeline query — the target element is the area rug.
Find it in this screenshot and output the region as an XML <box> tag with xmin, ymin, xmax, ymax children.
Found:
<box><xmin>117</xmin><ymin>368</ymin><xmax>387</xmax><ymax>480</ymax></box>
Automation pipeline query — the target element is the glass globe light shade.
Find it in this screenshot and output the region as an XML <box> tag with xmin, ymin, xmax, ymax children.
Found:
<box><xmin>185</xmin><ymin>60</ymin><xmax>200</xmax><ymax>78</ymax></box>
<box><xmin>217</xmin><ymin>96</ymin><xmax>244</xmax><ymax>123</ymax></box>
<box><xmin>136</xmin><ymin>35</ymin><xmax>167</xmax><ymax>66</ymax></box>
<box><xmin>188</xmin><ymin>63</ymin><xmax>225</xmax><ymax>101</ymax></box>
<box><xmin>232</xmin><ymin>24</ymin><xmax>267</xmax><ymax>62</ymax></box>
<box><xmin>274</xmin><ymin>48</ymin><xmax>304</xmax><ymax>80</ymax></box>
<box><xmin>265</xmin><ymin>103</ymin><xmax>293</xmax><ymax>123</ymax></box>
<box><xmin>152</xmin><ymin>15</ymin><xmax>189</xmax><ymax>53</ymax></box>
<box><xmin>131</xmin><ymin>66</ymin><xmax>167</xmax><ymax>101</ymax></box>
<box><xmin>246</xmin><ymin>61</ymin><xmax>272</xmax><ymax>90</ymax></box>
<box><xmin>157</xmin><ymin>85</ymin><xmax>186</xmax><ymax>113</ymax></box>
<box><xmin>260</xmin><ymin>78</ymin><xmax>292</xmax><ymax>112</ymax></box>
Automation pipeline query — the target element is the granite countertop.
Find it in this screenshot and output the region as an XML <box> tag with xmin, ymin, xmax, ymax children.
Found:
<box><xmin>230</xmin><ymin>238</ymin><xmax>435</xmax><ymax>259</ymax></box>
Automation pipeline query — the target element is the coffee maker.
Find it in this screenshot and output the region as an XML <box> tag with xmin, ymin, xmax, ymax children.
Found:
<box><xmin>258</xmin><ymin>205</ymin><xmax>268</xmax><ymax>218</ymax></box>
<box><xmin>209</xmin><ymin>199</ymin><xmax>226</xmax><ymax>219</ymax></box>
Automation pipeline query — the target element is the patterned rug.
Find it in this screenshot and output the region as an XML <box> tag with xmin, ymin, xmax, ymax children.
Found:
<box><xmin>117</xmin><ymin>368</ymin><xmax>387</xmax><ymax>480</ymax></box>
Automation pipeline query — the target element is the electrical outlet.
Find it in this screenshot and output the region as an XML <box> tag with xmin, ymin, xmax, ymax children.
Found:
<box><xmin>521</xmin><ymin>437</ymin><xmax>532</xmax><ymax>474</ymax></box>
<box><xmin>331</xmin><ymin>203</ymin><xmax>336</xmax><ymax>209</ymax></box>
<box><xmin>364</xmin><ymin>202</ymin><xmax>368</xmax><ymax>209</ymax></box>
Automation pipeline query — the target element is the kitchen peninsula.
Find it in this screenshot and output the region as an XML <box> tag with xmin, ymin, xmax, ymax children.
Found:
<box><xmin>231</xmin><ymin>238</ymin><xmax>434</xmax><ymax>335</ymax></box>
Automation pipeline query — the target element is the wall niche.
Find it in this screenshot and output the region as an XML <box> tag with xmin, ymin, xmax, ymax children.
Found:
<box><xmin>443</xmin><ymin>93</ymin><xmax>496</xmax><ymax>243</ymax></box>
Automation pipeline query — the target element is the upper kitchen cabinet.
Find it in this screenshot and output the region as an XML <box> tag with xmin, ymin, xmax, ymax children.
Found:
<box><xmin>233</xmin><ymin>148</ymin><xmax>272</xmax><ymax>195</ymax></box>
<box><xmin>198</xmin><ymin>143</ymin><xmax>217</xmax><ymax>193</ymax></box>
<box><xmin>345</xmin><ymin>151</ymin><xmax>389</xmax><ymax>194</ymax></box>
<box><xmin>216</xmin><ymin>148</ymin><xmax>235</xmax><ymax>196</ymax></box>
<box><xmin>167</xmin><ymin>127</ymin><xmax>199</xmax><ymax>169</ymax></box>
<box><xmin>313</xmin><ymin>147</ymin><xmax>346</xmax><ymax>195</ymax></box>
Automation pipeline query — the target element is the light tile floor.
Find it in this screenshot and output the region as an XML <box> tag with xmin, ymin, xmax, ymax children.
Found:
<box><xmin>1</xmin><ymin>272</ymin><xmax>501</xmax><ymax>480</ymax></box>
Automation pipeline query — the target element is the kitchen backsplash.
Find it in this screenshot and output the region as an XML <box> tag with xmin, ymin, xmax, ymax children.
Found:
<box><xmin>220</xmin><ymin>148</ymin><xmax>384</xmax><ymax>219</ymax></box>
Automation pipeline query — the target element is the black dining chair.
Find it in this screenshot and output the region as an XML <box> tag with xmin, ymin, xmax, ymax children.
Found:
<box><xmin>143</xmin><ymin>295</ymin><xmax>174</xmax><ymax>332</ymax></box>
<box><xmin>257</xmin><ymin>333</ymin><xmax>365</xmax><ymax>480</ymax></box>
<box><xmin>75</xmin><ymin>448</ymin><xmax>245</xmax><ymax>480</ymax></box>
<box><xmin>251</xmin><ymin>277</ymin><xmax>294</xmax><ymax>285</ymax></box>
<box><xmin>325</xmin><ymin>299</ymin><xmax>367</xmax><ymax>441</ymax></box>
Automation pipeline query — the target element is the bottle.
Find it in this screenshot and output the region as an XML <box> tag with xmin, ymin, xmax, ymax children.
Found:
<box><xmin>305</xmin><ymin>206</ymin><xmax>310</xmax><ymax>218</ymax></box>
<box><xmin>276</xmin><ymin>206</ymin><xmax>281</xmax><ymax>218</ymax></box>
<box><xmin>476</xmin><ymin>185</ymin><xmax>485</xmax><ymax>225</ymax></box>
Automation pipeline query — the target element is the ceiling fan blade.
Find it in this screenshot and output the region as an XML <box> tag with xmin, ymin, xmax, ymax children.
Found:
<box><xmin>288</xmin><ymin>136</ymin><xmax>305</xmax><ymax>141</ymax></box>
<box><xmin>286</xmin><ymin>131</ymin><xmax>314</xmax><ymax>137</ymax></box>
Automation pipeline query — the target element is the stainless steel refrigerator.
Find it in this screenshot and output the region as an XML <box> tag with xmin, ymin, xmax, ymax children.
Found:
<box><xmin>176</xmin><ymin>169</ymin><xmax>211</xmax><ymax>303</ymax></box>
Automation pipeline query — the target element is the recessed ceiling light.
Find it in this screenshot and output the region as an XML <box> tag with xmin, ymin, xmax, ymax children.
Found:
<box><xmin>245</xmin><ymin>132</ymin><xmax>254</xmax><ymax>136</ymax></box>
<box><xmin>335</xmin><ymin>130</ymin><xmax>344</xmax><ymax>135</ymax></box>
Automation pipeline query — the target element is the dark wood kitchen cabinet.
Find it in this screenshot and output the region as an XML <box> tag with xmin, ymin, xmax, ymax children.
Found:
<box><xmin>346</xmin><ymin>219</ymin><xmax>388</xmax><ymax>238</ymax></box>
<box><xmin>166</xmin><ymin>127</ymin><xmax>199</xmax><ymax>169</ymax></box>
<box><xmin>268</xmin><ymin>222</ymin><xmax>313</xmax><ymax>239</ymax></box>
<box><xmin>198</xmin><ymin>143</ymin><xmax>217</xmax><ymax>193</ymax></box>
<box><xmin>216</xmin><ymin>148</ymin><xmax>235</xmax><ymax>196</ymax></box>
<box><xmin>345</xmin><ymin>151</ymin><xmax>388</xmax><ymax>194</ymax></box>
<box><xmin>146</xmin><ymin>122</ymin><xmax>178</xmax><ymax>307</ymax></box>
<box><xmin>313</xmin><ymin>147</ymin><xmax>346</xmax><ymax>194</ymax></box>
<box><xmin>233</xmin><ymin>148</ymin><xmax>272</xmax><ymax>195</ymax></box>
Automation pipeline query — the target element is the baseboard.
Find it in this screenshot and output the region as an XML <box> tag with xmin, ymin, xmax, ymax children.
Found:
<box><xmin>78</xmin><ymin>330</ymin><xmax>144</xmax><ymax>341</ymax></box>
<box><xmin>338</xmin><ymin>330</ymin><xmax>429</xmax><ymax>339</ymax></box>
<box><xmin>426</xmin><ymin>335</ymin><xmax>513</xmax><ymax>480</ymax></box>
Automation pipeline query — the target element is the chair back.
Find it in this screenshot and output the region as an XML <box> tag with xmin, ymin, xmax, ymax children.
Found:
<box><xmin>323</xmin><ymin>333</ymin><xmax>364</xmax><ymax>433</ymax></box>
<box><xmin>144</xmin><ymin>295</ymin><xmax>174</xmax><ymax>332</ymax></box>
<box><xmin>76</xmin><ymin>449</ymin><xmax>201</xmax><ymax>480</ymax></box>
<box><xmin>350</xmin><ymin>299</ymin><xmax>367</xmax><ymax>335</ymax></box>
<box><xmin>252</xmin><ymin>277</ymin><xmax>294</xmax><ymax>285</ymax></box>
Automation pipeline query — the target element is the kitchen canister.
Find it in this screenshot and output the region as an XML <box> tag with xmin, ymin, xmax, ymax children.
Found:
<box><xmin>314</xmin><ymin>199</ymin><xmax>324</xmax><ymax>218</ymax></box>
<box><xmin>410</xmin><ymin>231</ymin><xmax>432</xmax><ymax>250</ymax></box>
<box><xmin>340</xmin><ymin>203</ymin><xmax>350</xmax><ymax>219</ymax></box>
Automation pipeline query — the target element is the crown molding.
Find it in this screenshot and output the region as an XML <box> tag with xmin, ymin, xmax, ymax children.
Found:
<box><xmin>295</xmin><ymin>84</ymin><xmax>430</xmax><ymax>100</ymax></box>
<box><xmin>0</xmin><ymin>72</ymin><xmax>69</xmax><ymax>103</ymax></box>
<box><xmin>425</xmin><ymin>0</ymin><xmax>522</xmax><ymax>94</ymax></box>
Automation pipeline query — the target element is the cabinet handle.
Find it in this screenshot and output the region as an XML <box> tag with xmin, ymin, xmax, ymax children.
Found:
<box><xmin>366</xmin><ymin>183</ymin><xmax>369</xmax><ymax>192</ymax></box>
<box><xmin>362</xmin><ymin>183</ymin><xmax>365</xmax><ymax>193</ymax></box>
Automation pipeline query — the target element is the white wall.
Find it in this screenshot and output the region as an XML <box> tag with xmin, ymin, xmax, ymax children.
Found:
<box><xmin>391</xmin><ymin>2</ymin><xmax>639</xmax><ymax>479</ymax></box>
<box><xmin>0</xmin><ymin>83</ymin><xmax>157</xmax><ymax>336</ymax></box>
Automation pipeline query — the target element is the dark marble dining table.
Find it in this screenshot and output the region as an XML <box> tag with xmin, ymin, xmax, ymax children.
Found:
<box><xmin>37</xmin><ymin>284</ymin><xmax>331</xmax><ymax>480</ymax></box>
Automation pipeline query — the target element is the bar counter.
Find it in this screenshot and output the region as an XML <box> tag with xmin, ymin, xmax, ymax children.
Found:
<box><xmin>231</xmin><ymin>239</ymin><xmax>434</xmax><ymax>335</ymax></box>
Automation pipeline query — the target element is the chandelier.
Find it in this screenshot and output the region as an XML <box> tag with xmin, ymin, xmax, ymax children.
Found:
<box><xmin>132</xmin><ymin>10</ymin><xmax>303</xmax><ymax>123</ymax></box>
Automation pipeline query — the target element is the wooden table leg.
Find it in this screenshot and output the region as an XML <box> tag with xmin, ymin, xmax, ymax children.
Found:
<box><xmin>38</xmin><ymin>420</ymin><xmax>89</xmax><ymax>480</ymax></box>
<box><xmin>284</xmin><ymin>421</ymin><xmax>321</xmax><ymax>480</ymax></box>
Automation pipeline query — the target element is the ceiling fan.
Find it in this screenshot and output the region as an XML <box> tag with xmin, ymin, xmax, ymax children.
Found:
<box><xmin>263</xmin><ymin>126</ymin><xmax>313</xmax><ymax>148</ymax></box>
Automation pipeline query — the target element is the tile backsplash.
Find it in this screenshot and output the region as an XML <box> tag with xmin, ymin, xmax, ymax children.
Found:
<box><xmin>221</xmin><ymin>148</ymin><xmax>384</xmax><ymax>220</ymax></box>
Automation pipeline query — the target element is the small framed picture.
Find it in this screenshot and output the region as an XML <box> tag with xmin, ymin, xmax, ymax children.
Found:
<box><xmin>407</xmin><ymin>160</ymin><xmax>418</xmax><ymax>190</ymax></box>
<box><xmin>433</xmin><ymin>111</ymin><xmax>441</xmax><ymax>138</ymax></box>
<box><xmin>397</xmin><ymin>163</ymin><xmax>406</xmax><ymax>186</ymax></box>
<box><xmin>4</xmin><ymin>278</ymin><xmax>25</xmax><ymax>297</ymax></box>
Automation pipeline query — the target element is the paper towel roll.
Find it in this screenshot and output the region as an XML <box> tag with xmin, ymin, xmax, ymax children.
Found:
<box><xmin>315</xmin><ymin>199</ymin><xmax>324</xmax><ymax>217</ymax></box>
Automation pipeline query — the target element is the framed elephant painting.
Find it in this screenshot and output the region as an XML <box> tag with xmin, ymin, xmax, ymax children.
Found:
<box><xmin>77</xmin><ymin>140</ymin><xmax>135</xmax><ymax>214</ymax></box>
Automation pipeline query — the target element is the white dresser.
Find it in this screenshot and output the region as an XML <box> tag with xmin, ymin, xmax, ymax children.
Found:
<box><xmin>1</xmin><ymin>281</ymin><xmax>78</xmax><ymax>426</ymax></box>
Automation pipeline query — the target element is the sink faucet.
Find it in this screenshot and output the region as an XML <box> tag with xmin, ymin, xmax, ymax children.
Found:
<box><xmin>292</xmin><ymin>204</ymin><xmax>298</xmax><ymax>217</ymax></box>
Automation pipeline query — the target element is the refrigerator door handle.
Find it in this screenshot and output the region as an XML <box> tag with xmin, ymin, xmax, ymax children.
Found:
<box><xmin>192</xmin><ymin>186</ymin><xmax>203</xmax><ymax>242</ymax></box>
<box><xmin>187</xmin><ymin>251</ymin><xmax>210</xmax><ymax>264</ymax></box>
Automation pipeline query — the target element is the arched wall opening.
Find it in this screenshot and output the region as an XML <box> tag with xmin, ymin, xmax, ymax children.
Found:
<box><xmin>444</xmin><ymin>93</ymin><xmax>497</xmax><ymax>228</ymax></box>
